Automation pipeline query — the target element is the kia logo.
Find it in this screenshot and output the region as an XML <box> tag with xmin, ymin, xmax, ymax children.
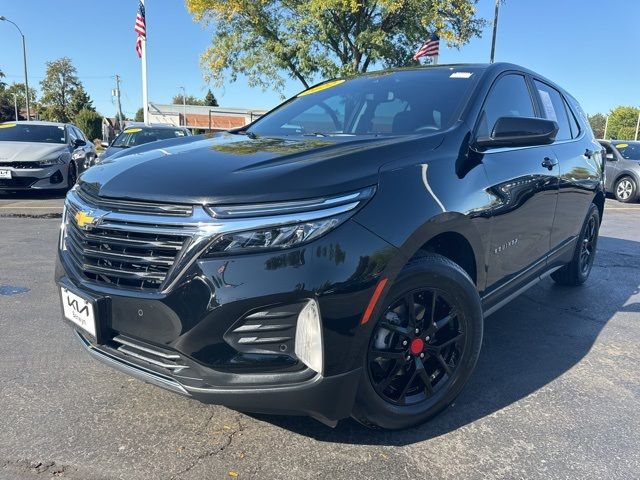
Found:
<box><xmin>67</xmin><ymin>297</ymin><xmax>89</xmax><ymax>316</ymax></box>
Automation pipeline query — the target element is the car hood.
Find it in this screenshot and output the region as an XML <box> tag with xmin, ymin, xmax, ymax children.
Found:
<box><xmin>0</xmin><ymin>142</ymin><xmax>66</xmax><ymax>162</ymax></box>
<box><xmin>79</xmin><ymin>132</ymin><xmax>443</xmax><ymax>205</ymax></box>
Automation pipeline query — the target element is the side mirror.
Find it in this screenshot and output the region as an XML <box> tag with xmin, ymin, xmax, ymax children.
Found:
<box><xmin>605</xmin><ymin>153</ymin><xmax>616</xmax><ymax>161</ymax></box>
<box><xmin>73</xmin><ymin>138</ymin><xmax>87</xmax><ymax>148</ymax></box>
<box><xmin>100</xmin><ymin>141</ymin><xmax>109</xmax><ymax>149</ymax></box>
<box><xmin>475</xmin><ymin>116</ymin><xmax>559</xmax><ymax>149</ymax></box>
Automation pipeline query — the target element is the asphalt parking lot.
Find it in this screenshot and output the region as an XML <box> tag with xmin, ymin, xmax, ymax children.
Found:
<box><xmin>1</xmin><ymin>198</ymin><xmax>639</xmax><ymax>480</ymax></box>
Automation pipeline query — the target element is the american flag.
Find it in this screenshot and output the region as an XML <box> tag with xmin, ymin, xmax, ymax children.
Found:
<box><xmin>413</xmin><ymin>34</ymin><xmax>440</xmax><ymax>61</ymax></box>
<box><xmin>134</xmin><ymin>1</ymin><xmax>146</xmax><ymax>58</ymax></box>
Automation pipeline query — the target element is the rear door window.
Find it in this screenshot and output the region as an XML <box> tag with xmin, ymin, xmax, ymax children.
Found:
<box><xmin>533</xmin><ymin>80</ymin><xmax>572</xmax><ymax>141</ymax></box>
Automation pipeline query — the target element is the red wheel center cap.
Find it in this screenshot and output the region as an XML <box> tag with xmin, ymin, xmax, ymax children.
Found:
<box><xmin>409</xmin><ymin>338</ymin><xmax>424</xmax><ymax>355</ymax></box>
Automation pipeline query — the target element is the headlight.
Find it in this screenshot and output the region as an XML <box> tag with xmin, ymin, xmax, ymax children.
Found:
<box><xmin>202</xmin><ymin>186</ymin><xmax>375</xmax><ymax>256</ymax></box>
<box><xmin>36</xmin><ymin>154</ymin><xmax>64</xmax><ymax>167</ymax></box>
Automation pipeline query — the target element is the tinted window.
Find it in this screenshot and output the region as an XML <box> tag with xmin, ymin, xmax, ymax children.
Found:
<box><xmin>613</xmin><ymin>142</ymin><xmax>640</xmax><ymax>160</ymax></box>
<box><xmin>67</xmin><ymin>126</ymin><xmax>78</xmax><ymax>143</ymax></box>
<box><xmin>0</xmin><ymin>124</ymin><xmax>67</xmax><ymax>144</ymax></box>
<box><xmin>534</xmin><ymin>80</ymin><xmax>571</xmax><ymax>141</ymax></box>
<box><xmin>564</xmin><ymin>100</ymin><xmax>581</xmax><ymax>138</ymax></box>
<box><xmin>111</xmin><ymin>127</ymin><xmax>188</xmax><ymax>148</ymax></box>
<box><xmin>479</xmin><ymin>74</ymin><xmax>535</xmax><ymax>138</ymax></box>
<box><xmin>74</xmin><ymin>126</ymin><xmax>87</xmax><ymax>141</ymax></box>
<box><xmin>249</xmin><ymin>68</ymin><xmax>481</xmax><ymax>136</ymax></box>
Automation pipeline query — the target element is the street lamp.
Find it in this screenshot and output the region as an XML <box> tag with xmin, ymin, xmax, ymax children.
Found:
<box><xmin>0</xmin><ymin>16</ymin><xmax>31</xmax><ymax>120</ymax></box>
<box><xmin>179</xmin><ymin>86</ymin><xmax>186</xmax><ymax>127</ymax></box>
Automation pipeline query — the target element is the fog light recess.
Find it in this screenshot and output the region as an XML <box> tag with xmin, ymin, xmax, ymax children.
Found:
<box><xmin>294</xmin><ymin>299</ymin><xmax>324</xmax><ymax>375</ymax></box>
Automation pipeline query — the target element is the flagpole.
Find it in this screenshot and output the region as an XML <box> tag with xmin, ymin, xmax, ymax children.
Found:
<box><xmin>141</xmin><ymin>0</ymin><xmax>149</xmax><ymax>125</ymax></box>
<box><xmin>490</xmin><ymin>0</ymin><xmax>500</xmax><ymax>63</ymax></box>
<box><xmin>432</xmin><ymin>55</ymin><xmax>438</xmax><ymax>66</ymax></box>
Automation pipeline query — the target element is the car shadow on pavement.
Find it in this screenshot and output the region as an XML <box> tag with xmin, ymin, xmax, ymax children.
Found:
<box><xmin>249</xmin><ymin>235</ymin><xmax>640</xmax><ymax>445</ymax></box>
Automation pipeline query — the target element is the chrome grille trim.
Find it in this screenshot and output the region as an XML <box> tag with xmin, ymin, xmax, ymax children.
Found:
<box><xmin>77</xmin><ymin>184</ymin><xmax>193</xmax><ymax>216</ymax></box>
<box><xmin>112</xmin><ymin>335</ymin><xmax>189</xmax><ymax>372</ymax></box>
<box><xmin>62</xmin><ymin>187</ymin><xmax>370</xmax><ymax>294</ymax></box>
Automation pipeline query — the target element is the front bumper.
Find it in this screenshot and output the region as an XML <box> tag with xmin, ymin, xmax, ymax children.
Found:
<box><xmin>0</xmin><ymin>164</ymin><xmax>67</xmax><ymax>190</ymax></box>
<box><xmin>56</xmin><ymin>219</ymin><xmax>401</xmax><ymax>423</ymax></box>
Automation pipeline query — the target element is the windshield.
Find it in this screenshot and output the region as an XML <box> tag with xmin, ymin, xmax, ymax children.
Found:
<box><xmin>248</xmin><ymin>68</ymin><xmax>481</xmax><ymax>137</ymax></box>
<box><xmin>0</xmin><ymin>123</ymin><xmax>66</xmax><ymax>144</ymax></box>
<box><xmin>111</xmin><ymin>127</ymin><xmax>188</xmax><ymax>148</ymax></box>
<box><xmin>613</xmin><ymin>142</ymin><xmax>640</xmax><ymax>160</ymax></box>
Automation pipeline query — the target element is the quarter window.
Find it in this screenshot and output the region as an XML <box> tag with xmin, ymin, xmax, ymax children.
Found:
<box><xmin>478</xmin><ymin>74</ymin><xmax>535</xmax><ymax>138</ymax></box>
<box><xmin>564</xmin><ymin>100</ymin><xmax>581</xmax><ymax>138</ymax></box>
<box><xmin>534</xmin><ymin>80</ymin><xmax>572</xmax><ymax>141</ymax></box>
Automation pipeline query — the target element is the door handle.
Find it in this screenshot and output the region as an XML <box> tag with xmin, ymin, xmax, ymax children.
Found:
<box><xmin>542</xmin><ymin>157</ymin><xmax>558</xmax><ymax>170</ymax></box>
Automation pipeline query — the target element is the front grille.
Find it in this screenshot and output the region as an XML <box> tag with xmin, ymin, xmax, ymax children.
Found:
<box><xmin>77</xmin><ymin>183</ymin><xmax>193</xmax><ymax>217</ymax></box>
<box><xmin>64</xmin><ymin>201</ymin><xmax>190</xmax><ymax>291</ymax></box>
<box><xmin>0</xmin><ymin>176</ymin><xmax>38</xmax><ymax>188</ymax></box>
<box><xmin>0</xmin><ymin>161</ymin><xmax>39</xmax><ymax>169</ymax></box>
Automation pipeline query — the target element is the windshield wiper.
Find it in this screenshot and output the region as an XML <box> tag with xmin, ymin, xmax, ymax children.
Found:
<box><xmin>235</xmin><ymin>129</ymin><xmax>257</xmax><ymax>139</ymax></box>
<box><xmin>302</xmin><ymin>132</ymin><xmax>328</xmax><ymax>137</ymax></box>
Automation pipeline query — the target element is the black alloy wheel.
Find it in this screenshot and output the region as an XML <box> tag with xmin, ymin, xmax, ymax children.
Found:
<box><xmin>551</xmin><ymin>203</ymin><xmax>600</xmax><ymax>286</ymax></box>
<box><xmin>368</xmin><ymin>287</ymin><xmax>465</xmax><ymax>406</ymax></box>
<box><xmin>352</xmin><ymin>253</ymin><xmax>483</xmax><ymax>430</ymax></box>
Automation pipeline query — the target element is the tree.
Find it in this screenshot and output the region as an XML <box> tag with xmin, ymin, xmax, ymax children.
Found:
<box><xmin>186</xmin><ymin>0</ymin><xmax>485</xmax><ymax>93</ymax></box>
<box><xmin>204</xmin><ymin>89</ymin><xmax>219</xmax><ymax>107</ymax></box>
<box><xmin>606</xmin><ymin>106</ymin><xmax>640</xmax><ymax>140</ymax></box>
<box><xmin>39</xmin><ymin>57</ymin><xmax>80</xmax><ymax>122</ymax></box>
<box><xmin>134</xmin><ymin>108</ymin><xmax>144</xmax><ymax>122</ymax></box>
<box><xmin>0</xmin><ymin>69</ymin><xmax>14</xmax><ymax>122</ymax></box>
<box><xmin>588</xmin><ymin>113</ymin><xmax>606</xmax><ymax>139</ymax></box>
<box><xmin>69</xmin><ymin>85</ymin><xmax>95</xmax><ymax>118</ymax></box>
<box><xmin>172</xmin><ymin>93</ymin><xmax>204</xmax><ymax>105</ymax></box>
<box><xmin>75</xmin><ymin>109</ymin><xmax>103</xmax><ymax>141</ymax></box>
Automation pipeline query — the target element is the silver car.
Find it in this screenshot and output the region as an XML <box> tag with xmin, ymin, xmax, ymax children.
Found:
<box><xmin>599</xmin><ymin>140</ymin><xmax>640</xmax><ymax>203</ymax></box>
<box><xmin>0</xmin><ymin>121</ymin><xmax>97</xmax><ymax>191</ymax></box>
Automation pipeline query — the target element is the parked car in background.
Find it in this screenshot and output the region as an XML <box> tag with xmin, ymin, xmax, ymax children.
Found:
<box><xmin>598</xmin><ymin>140</ymin><xmax>640</xmax><ymax>203</ymax></box>
<box><xmin>0</xmin><ymin>121</ymin><xmax>96</xmax><ymax>191</ymax></box>
<box><xmin>57</xmin><ymin>63</ymin><xmax>604</xmax><ymax>429</ymax></box>
<box><xmin>97</xmin><ymin>124</ymin><xmax>191</xmax><ymax>163</ymax></box>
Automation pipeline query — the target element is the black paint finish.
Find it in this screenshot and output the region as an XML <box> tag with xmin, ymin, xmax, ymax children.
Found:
<box><xmin>57</xmin><ymin>63</ymin><xmax>604</xmax><ymax>423</ymax></box>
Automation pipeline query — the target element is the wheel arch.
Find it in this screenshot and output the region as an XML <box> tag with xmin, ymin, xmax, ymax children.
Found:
<box><xmin>399</xmin><ymin>212</ymin><xmax>486</xmax><ymax>291</ymax></box>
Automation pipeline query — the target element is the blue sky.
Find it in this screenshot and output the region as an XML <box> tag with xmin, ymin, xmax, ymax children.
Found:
<box><xmin>1</xmin><ymin>0</ymin><xmax>638</xmax><ymax>118</ymax></box>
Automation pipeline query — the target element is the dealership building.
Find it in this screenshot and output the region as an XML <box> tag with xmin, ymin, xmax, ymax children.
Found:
<box><xmin>148</xmin><ymin>103</ymin><xmax>267</xmax><ymax>131</ymax></box>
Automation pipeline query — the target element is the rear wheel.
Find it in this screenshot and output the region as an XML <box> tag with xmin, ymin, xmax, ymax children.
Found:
<box><xmin>614</xmin><ymin>176</ymin><xmax>637</xmax><ymax>203</ymax></box>
<box><xmin>551</xmin><ymin>204</ymin><xmax>600</xmax><ymax>286</ymax></box>
<box><xmin>352</xmin><ymin>253</ymin><xmax>483</xmax><ymax>430</ymax></box>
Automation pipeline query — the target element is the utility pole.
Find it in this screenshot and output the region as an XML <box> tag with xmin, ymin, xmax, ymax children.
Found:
<box><xmin>635</xmin><ymin>111</ymin><xmax>640</xmax><ymax>141</ymax></box>
<box><xmin>179</xmin><ymin>86</ymin><xmax>186</xmax><ymax>127</ymax></box>
<box><xmin>113</xmin><ymin>75</ymin><xmax>125</xmax><ymax>132</ymax></box>
<box><xmin>603</xmin><ymin>115</ymin><xmax>609</xmax><ymax>139</ymax></box>
<box><xmin>12</xmin><ymin>93</ymin><xmax>18</xmax><ymax>121</ymax></box>
<box><xmin>489</xmin><ymin>0</ymin><xmax>501</xmax><ymax>63</ymax></box>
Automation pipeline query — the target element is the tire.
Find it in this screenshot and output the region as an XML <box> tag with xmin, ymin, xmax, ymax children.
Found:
<box><xmin>66</xmin><ymin>162</ymin><xmax>77</xmax><ymax>190</ymax></box>
<box><xmin>352</xmin><ymin>253</ymin><xmax>483</xmax><ymax>430</ymax></box>
<box><xmin>614</xmin><ymin>176</ymin><xmax>637</xmax><ymax>203</ymax></box>
<box><xmin>551</xmin><ymin>203</ymin><xmax>600</xmax><ymax>286</ymax></box>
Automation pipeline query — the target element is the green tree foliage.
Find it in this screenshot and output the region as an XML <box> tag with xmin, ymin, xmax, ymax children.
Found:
<box><xmin>587</xmin><ymin>113</ymin><xmax>606</xmax><ymax>139</ymax></box>
<box><xmin>172</xmin><ymin>93</ymin><xmax>205</xmax><ymax>106</ymax></box>
<box><xmin>75</xmin><ymin>109</ymin><xmax>103</xmax><ymax>141</ymax></box>
<box><xmin>134</xmin><ymin>108</ymin><xmax>144</xmax><ymax>122</ymax></box>
<box><xmin>0</xmin><ymin>69</ymin><xmax>14</xmax><ymax>122</ymax></box>
<box><xmin>186</xmin><ymin>0</ymin><xmax>485</xmax><ymax>92</ymax></box>
<box><xmin>39</xmin><ymin>57</ymin><xmax>81</xmax><ymax>122</ymax></box>
<box><xmin>605</xmin><ymin>106</ymin><xmax>640</xmax><ymax>140</ymax></box>
<box><xmin>204</xmin><ymin>89</ymin><xmax>219</xmax><ymax>106</ymax></box>
<box><xmin>69</xmin><ymin>85</ymin><xmax>95</xmax><ymax>118</ymax></box>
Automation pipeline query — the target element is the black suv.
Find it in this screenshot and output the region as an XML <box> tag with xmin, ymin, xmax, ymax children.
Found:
<box><xmin>56</xmin><ymin>63</ymin><xmax>604</xmax><ymax>429</ymax></box>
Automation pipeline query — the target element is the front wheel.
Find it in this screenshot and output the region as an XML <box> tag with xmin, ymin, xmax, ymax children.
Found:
<box><xmin>551</xmin><ymin>203</ymin><xmax>600</xmax><ymax>286</ymax></box>
<box><xmin>614</xmin><ymin>176</ymin><xmax>637</xmax><ymax>203</ymax></box>
<box><xmin>352</xmin><ymin>253</ymin><xmax>483</xmax><ymax>430</ymax></box>
<box><xmin>66</xmin><ymin>162</ymin><xmax>77</xmax><ymax>190</ymax></box>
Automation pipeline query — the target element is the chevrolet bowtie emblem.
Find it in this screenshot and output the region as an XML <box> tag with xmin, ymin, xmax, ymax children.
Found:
<box><xmin>75</xmin><ymin>211</ymin><xmax>97</xmax><ymax>229</ymax></box>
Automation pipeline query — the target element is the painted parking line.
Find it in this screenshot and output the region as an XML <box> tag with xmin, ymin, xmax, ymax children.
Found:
<box><xmin>605</xmin><ymin>207</ymin><xmax>640</xmax><ymax>211</ymax></box>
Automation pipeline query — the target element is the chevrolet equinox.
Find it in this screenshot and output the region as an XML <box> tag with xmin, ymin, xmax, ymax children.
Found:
<box><xmin>56</xmin><ymin>63</ymin><xmax>604</xmax><ymax>429</ymax></box>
